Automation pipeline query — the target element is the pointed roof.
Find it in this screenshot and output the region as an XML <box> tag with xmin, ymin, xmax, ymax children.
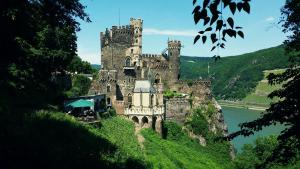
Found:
<box><xmin>134</xmin><ymin>80</ymin><xmax>156</xmax><ymax>93</ymax></box>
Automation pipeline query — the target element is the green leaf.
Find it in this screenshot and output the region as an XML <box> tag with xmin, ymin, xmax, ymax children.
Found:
<box><xmin>227</xmin><ymin>17</ymin><xmax>234</xmax><ymax>29</ymax></box>
<box><xmin>237</xmin><ymin>2</ymin><xmax>243</xmax><ymax>12</ymax></box>
<box><xmin>194</xmin><ymin>35</ymin><xmax>201</xmax><ymax>44</ymax></box>
<box><xmin>216</xmin><ymin>20</ymin><xmax>223</xmax><ymax>31</ymax></box>
<box><xmin>229</xmin><ymin>2</ymin><xmax>236</xmax><ymax>15</ymax></box>
<box><xmin>211</xmin><ymin>46</ymin><xmax>216</xmax><ymax>51</ymax></box>
<box><xmin>204</xmin><ymin>17</ymin><xmax>210</xmax><ymax>25</ymax></box>
<box><xmin>202</xmin><ymin>36</ymin><xmax>207</xmax><ymax>44</ymax></box>
<box><xmin>227</xmin><ymin>29</ymin><xmax>236</xmax><ymax>37</ymax></box>
<box><xmin>243</xmin><ymin>1</ymin><xmax>250</xmax><ymax>14</ymax></box>
<box><xmin>210</xmin><ymin>14</ymin><xmax>219</xmax><ymax>25</ymax></box>
<box><xmin>222</xmin><ymin>0</ymin><xmax>231</xmax><ymax>8</ymax></box>
<box><xmin>193</xmin><ymin>0</ymin><xmax>197</xmax><ymax>5</ymax></box>
<box><xmin>193</xmin><ymin>11</ymin><xmax>201</xmax><ymax>24</ymax></box>
<box><xmin>203</xmin><ymin>0</ymin><xmax>210</xmax><ymax>8</ymax></box>
<box><xmin>211</xmin><ymin>33</ymin><xmax>218</xmax><ymax>43</ymax></box>
<box><xmin>220</xmin><ymin>43</ymin><xmax>225</xmax><ymax>48</ymax></box>
<box><xmin>192</xmin><ymin>5</ymin><xmax>201</xmax><ymax>14</ymax></box>
<box><xmin>238</xmin><ymin>31</ymin><xmax>244</xmax><ymax>38</ymax></box>
<box><xmin>205</xmin><ymin>27</ymin><xmax>213</xmax><ymax>31</ymax></box>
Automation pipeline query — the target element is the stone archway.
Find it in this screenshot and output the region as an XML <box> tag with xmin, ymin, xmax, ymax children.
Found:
<box><xmin>141</xmin><ymin>116</ymin><xmax>149</xmax><ymax>127</ymax></box>
<box><xmin>132</xmin><ymin>116</ymin><xmax>139</xmax><ymax>124</ymax></box>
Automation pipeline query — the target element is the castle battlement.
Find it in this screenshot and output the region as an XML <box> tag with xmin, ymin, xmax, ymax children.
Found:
<box><xmin>142</xmin><ymin>54</ymin><xmax>162</xmax><ymax>58</ymax></box>
<box><xmin>168</xmin><ymin>40</ymin><xmax>182</xmax><ymax>49</ymax></box>
<box><xmin>130</xmin><ymin>17</ymin><xmax>143</xmax><ymax>22</ymax></box>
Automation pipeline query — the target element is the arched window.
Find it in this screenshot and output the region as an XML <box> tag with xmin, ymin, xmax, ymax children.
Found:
<box><xmin>136</xmin><ymin>39</ymin><xmax>138</xmax><ymax>43</ymax></box>
<box><xmin>155</xmin><ymin>74</ymin><xmax>160</xmax><ymax>83</ymax></box>
<box><xmin>132</xmin><ymin>116</ymin><xmax>139</xmax><ymax>124</ymax></box>
<box><xmin>125</xmin><ymin>57</ymin><xmax>131</xmax><ymax>66</ymax></box>
<box><xmin>107</xmin><ymin>84</ymin><xmax>111</xmax><ymax>92</ymax></box>
<box><xmin>128</xmin><ymin>93</ymin><xmax>132</xmax><ymax>104</ymax></box>
<box><xmin>142</xmin><ymin>116</ymin><xmax>148</xmax><ymax>126</ymax></box>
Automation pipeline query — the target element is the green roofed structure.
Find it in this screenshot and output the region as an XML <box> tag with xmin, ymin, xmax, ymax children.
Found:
<box><xmin>67</xmin><ymin>99</ymin><xmax>94</xmax><ymax>108</ymax></box>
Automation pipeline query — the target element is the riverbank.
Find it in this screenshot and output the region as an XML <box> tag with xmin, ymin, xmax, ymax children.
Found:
<box><xmin>218</xmin><ymin>100</ymin><xmax>268</xmax><ymax>111</ymax></box>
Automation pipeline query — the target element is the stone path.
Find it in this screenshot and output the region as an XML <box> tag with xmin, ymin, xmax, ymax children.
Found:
<box><xmin>134</xmin><ymin>126</ymin><xmax>145</xmax><ymax>149</ymax></box>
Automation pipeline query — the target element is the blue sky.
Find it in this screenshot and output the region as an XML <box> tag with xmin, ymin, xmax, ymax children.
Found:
<box><xmin>77</xmin><ymin>0</ymin><xmax>286</xmax><ymax>64</ymax></box>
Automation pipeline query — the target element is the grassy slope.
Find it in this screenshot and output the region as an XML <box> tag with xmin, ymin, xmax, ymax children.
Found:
<box><xmin>242</xmin><ymin>69</ymin><xmax>284</xmax><ymax>106</ymax></box>
<box><xmin>180</xmin><ymin>45</ymin><xmax>289</xmax><ymax>100</ymax></box>
<box><xmin>98</xmin><ymin>117</ymin><xmax>145</xmax><ymax>162</ymax></box>
<box><xmin>100</xmin><ymin>118</ymin><xmax>232</xmax><ymax>169</ymax></box>
<box><xmin>2</xmin><ymin>109</ymin><xmax>232</xmax><ymax>169</ymax></box>
<box><xmin>141</xmin><ymin>124</ymin><xmax>233</xmax><ymax>169</ymax></box>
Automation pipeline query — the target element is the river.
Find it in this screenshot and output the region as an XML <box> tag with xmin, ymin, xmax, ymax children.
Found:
<box><xmin>222</xmin><ymin>106</ymin><xmax>285</xmax><ymax>152</ymax></box>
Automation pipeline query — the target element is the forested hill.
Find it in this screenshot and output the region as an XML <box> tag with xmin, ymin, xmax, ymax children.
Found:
<box><xmin>180</xmin><ymin>45</ymin><xmax>290</xmax><ymax>100</ymax></box>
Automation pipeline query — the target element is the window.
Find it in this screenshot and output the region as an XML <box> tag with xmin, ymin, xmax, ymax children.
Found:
<box><xmin>125</xmin><ymin>57</ymin><xmax>131</xmax><ymax>66</ymax></box>
<box><xmin>107</xmin><ymin>85</ymin><xmax>111</xmax><ymax>92</ymax></box>
<box><xmin>131</xmin><ymin>49</ymin><xmax>133</xmax><ymax>54</ymax></box>
<box><xmin>136</xmin><ymin>39</ymin><xmax>138</xmax><ymax>43</ymax></box>
<box><xmin>155</xmin><ymin>74</ymin><xmax>160</xmax><ymax>83</ymax></box>
<box><xmin>150</xmin><ymin>94</ymin><xmax>154</xmax><ymax>106</ymax></box>
<box><xmin>128</xmin><ymin>94</ymin><xmax>132</xmax><ymax>103</ymax></box>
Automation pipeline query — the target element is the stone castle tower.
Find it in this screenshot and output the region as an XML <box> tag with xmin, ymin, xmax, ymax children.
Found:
<box><xmin>168</xmin><ymin>40</ymin><xmax>181</xmax><ymax>83</ymax></box>
<box><xmin>91</xmin><ymin>18</ymin><xmax>211</xmax><ymax>132</ymax></box>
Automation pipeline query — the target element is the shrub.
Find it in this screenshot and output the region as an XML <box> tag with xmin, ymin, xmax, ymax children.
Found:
<box><xmin>185</xmin><ymin>107</ymin><xmax>209</xmax><ymax>137</ymax></box>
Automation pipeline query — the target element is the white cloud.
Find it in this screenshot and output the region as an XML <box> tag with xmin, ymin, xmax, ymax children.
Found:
<box><xmin>143</xmin><ymin>28</ymin><xmax>197</xmax><ymax>37</ymax></box>
<box><xmin>265</xmin><ymin>16</ymin><xmax>275</xmax><ymax>22</ymax></box>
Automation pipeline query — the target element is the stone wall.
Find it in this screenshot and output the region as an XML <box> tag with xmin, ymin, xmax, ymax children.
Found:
<box><xmin>169</xmin><ymin>80</ymin><xmax>212</xmax><ymax>106</ymax></box>
<box><xmin>164</xmin><ymin>97</ymin><xmax>191</xmax><ymax>124</ymax></box>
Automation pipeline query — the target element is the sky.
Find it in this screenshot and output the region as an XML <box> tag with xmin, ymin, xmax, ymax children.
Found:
<box><xmin>77</xmin><ymin>0</ymin><xmax>287</xmax><ymax>64</ymax></box>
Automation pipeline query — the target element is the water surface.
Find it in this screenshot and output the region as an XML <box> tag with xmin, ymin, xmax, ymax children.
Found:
<box><xmin>222</xmin><ymin>106</ymin><xmax>284</xmax><ymax>152</ymax></box>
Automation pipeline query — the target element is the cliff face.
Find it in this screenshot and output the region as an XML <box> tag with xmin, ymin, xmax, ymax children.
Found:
<box><xmin>209</xmin><ymin>99</ymin><xmax>228</xmax><ymax>136</ymax></box>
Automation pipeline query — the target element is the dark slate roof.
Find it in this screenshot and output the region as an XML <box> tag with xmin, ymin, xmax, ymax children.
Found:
<box><xmin>134</xmin><ymin>80</ymin><xmax>156</xmax><ymax>93</ymax></box>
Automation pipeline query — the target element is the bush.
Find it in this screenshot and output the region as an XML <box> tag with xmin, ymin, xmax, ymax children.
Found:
<box><xmin>163</xmin><ymin>89</ymin><xmax>183</xmax><ymax>98</ymax></box>
<box><xmin>185</xmin><ymin>107</ymin><xmax>209</xmax><ymax>137</ymax></box>
<box><xmin>164</xmin><ymin>121</ymin><xmax>185</xmax><ymax>141</ymax></box>
<box><xmin>65</xmin><ymin>75</ymin><xmax>91</xmax><ymax>97</ymax></box>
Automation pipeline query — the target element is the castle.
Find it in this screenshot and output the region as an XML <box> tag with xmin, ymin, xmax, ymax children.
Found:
<box><xmin>91</xmin><ymin>18</ymin><xmax>212</xmax><ymax>133</ymax></box>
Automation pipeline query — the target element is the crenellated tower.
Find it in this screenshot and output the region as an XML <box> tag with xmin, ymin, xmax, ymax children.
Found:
<box><xmin>168</xmin><ymin>40</ymin><xmax>181</xmax><ymax>83</ymax></box>
<box><xmin>128</xmin><ymin>18</ymin><xmax>143</xmax><ymax>66</ymax></box>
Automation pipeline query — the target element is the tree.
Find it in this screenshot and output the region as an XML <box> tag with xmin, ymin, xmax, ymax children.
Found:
<box><xmin>192</xmin><ymin>0</ymin><xmax>300</xmax><ymax>166</ymax></box>
<box><xmin>192</xmin><ymin>0</ymin><xmax>250</xmax><ymax>60</ymax></box>
<box><xmin>0</xmin><ymin>0</ymin><xmax>90</xmax><ymax>111</ymax></box>
<box><xmin>68</xmin><ymin>55</ymin><xmax>96</xmax><ymax>74</ymax></box>
<box><xmin>230</xmin><ymin>0</ymin><xmax>300</xmax><ymax>165</ymax></box>
<box><xmin>65</xmin><ymin>75</ymin><xmax>91</xmax><ymax>97</ymax></box>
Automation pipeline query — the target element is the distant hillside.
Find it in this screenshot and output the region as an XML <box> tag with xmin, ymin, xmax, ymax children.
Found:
<box><xmin>242</xmin><ymin>69</ymin><xmax>284</xmax><ymax>106</ymax></box>
<box><xmin>92</xmin><ymin>64</ymin><xmax>101</xmax><ymax>70</ymax></box>
<box><xmin>180</xmin><ymin>46</ymin><xmax>289</xmax><ymax>100</ymax></box>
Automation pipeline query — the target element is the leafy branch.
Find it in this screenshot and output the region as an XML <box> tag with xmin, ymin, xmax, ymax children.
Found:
<box><xmin>192</xmin><ymin>0</ymin><xmax>250</xmax><ymax>60</ymax></box>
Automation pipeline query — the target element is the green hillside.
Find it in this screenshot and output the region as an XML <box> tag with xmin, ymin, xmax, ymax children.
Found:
<box><xmin>242</xmin><ymin>69</ymin><xmax>284</xmax><ymax>106</ymax></box>
<box><xmin>4</xmin><ymin>111</ymin><xmax>230</xmax><ymax>169</ymax></box>
<box><xmin>91</xmin><ymin>64</ymin><xmax>101</xmax><ymax>70</ymax></box>
<box><xmin>180</xmin><ymin>46</ymin><xmax>289</xmax><ymax>100</ymax></box>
